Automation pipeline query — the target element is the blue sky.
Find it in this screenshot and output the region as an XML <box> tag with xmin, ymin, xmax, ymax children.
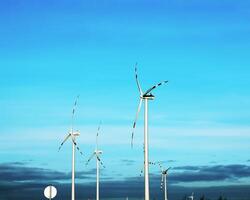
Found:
<box><xmin>1</xmin><ymin>0</ymin><xmax>250</xmax><ymax>199</ymax></box>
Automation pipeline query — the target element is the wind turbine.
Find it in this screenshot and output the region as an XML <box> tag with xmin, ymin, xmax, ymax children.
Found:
<box><xmin>86</xmin><ymin>122</ymin><xmax>105</xmax><ymax>200</ymax></box>
<box><xmin>188</xmin><ymin>193</ymin><xmax>194</xmax><ymax>200</ymax></box>
<box><xmin>159</xmin><ymin>164</ymin><xmax>171</xmax><ymax>200</ymax></box>
<box><xmin>131</xmin><ymin>64</ymin><xmax>168</xmax><ymax>200</ymax></box>
<box><xmin>58</xmin><ymin>96</ymin><xmax>84</xmax><ymax>200</ymax></box>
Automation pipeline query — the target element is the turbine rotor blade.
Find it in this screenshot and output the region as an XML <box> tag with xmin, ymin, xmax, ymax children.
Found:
<box><xmin>166</xmin><ymin>167</ymin><xmax>171</xmax><ymax>172</ymax></box>
<box><xmin>96</xmin><ymin>121</ymin><xmax>102</xmax><ymax>149</ymax></box>
<box><xmin>96</xmin><ymin>121</ymin><xmax>102</xmax><ymax>138</ymax></box>
<box><xmin>157</xmin><ymin>162</ymin><xmax>163</xmax><ymax>173</ymax></box>
<box><xmin>97</xmin><ymin>156</ymin><xmax>105</xmax><ymax>168</ymax></box>
<box><xmin>86</xmin><ymin>152</ymin><xmax>95</xmax><ymax>165</ymax></box>
<box><xmin>131</xmin><ymin>98</ymin><xmax>143</xmax><ymax>148</ymax></box>
<box><xmin>71</xmin><ymin>95</ymin><xmax>80</xmax><ymax>130</ymax></box>
<box><xmin>72</xmin><ymin>138</ymin><xmax>84</xmax><ymax>156</ymax></box>
<box><xmin>149</xmin><ymin>161</ymin><xmax>156</xmax><ymax>165</ymax></box>
<box><xmin>135</xmin><ymin>64</ymin><xmax>143</xmax><ymax>95</ymax></box>
<box><xmin>143</xmin><ymin>80</ymin><xmax>168</xmax><ymax>96</ymax></box>
<box><xmin>72</xmin><ymin>95</ymin><xmax>79</xmax><ymax>117</ymax></box>
<box><xmin>58</xmin><ymin>133</ymin><xmax>71</xmax><ymax>152</ymax></box>
<box><xmin>140</xmin><ymin>167</ymin><xmax>143</xmax><ymax>177</ymax></box>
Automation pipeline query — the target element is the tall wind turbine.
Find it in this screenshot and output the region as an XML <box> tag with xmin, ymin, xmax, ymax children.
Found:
<box><xmin>159</xmin><ymin>165</ymin><xmax>171</xmax><ymax>200</ymax></box>
<box><xmin>131</xmin><ymin>64</ymin><xmax>168</xmax><ymax>200</ymax></box>
<box><xmin>86</xmin><ymin>123</ymin><xmax>105</xmax><ymax>200</ymax></box>
<box><xmin>58</xmin><ymin>96</ymin><xmax>84</xmax><ymax>200</ymax></box>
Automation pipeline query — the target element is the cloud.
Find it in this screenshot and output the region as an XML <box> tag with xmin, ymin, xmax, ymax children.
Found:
<box><xmin>170</xmin><ymin>164</ymin><xmax>250</xmax><ymax>183</ymax></box>
<box><xmin>121</xmin><ymin>159</ymin><xmax>136</xmax><ymax>166</ymax></box>
<box><xmin>0</xmin><ymin>162</ymin><xmax>95</xmax><ymax>182</ymax></box>
<box><xmin>2</xmin><ymin>162</ymin><xmax>250</xmax><ymax>185</ymax></box>
<box><xmin>1</xmin><ymin>162</ymin><xmax>250</xmax><ymax>200</ymax></box>
<box><xmin>167</xmin><ymin>159</ymin><xmax>177</xmax><ymax>163</ymax></box>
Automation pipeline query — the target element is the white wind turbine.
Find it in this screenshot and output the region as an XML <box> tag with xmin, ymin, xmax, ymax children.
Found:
<box><xmin>159</xmin><ymin>164</ymin><xmax>171</xmax><ymax>200</ymax></box>
<box><xmin>131</xmin><ymin>64</ymin><xmax>168</xmax><ymax>200</ymax></box>
<box><xmin>58</xmin><ymin>96</ymin><xmax>84</xmax><ymax>200</ymax></box>
<box><xmin>86</xmin><ymin>123</ymin><xmax>105</xmax><ymax>200</ymax></box>
<box><xmin>188</xmin><ymin>193</ymin><xmax>194</xmax><ymax>200</ymax></box>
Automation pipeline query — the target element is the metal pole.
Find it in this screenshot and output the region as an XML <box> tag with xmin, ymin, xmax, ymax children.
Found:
<box><xmin>72</xmin><ymin>139</ymin><xmax>75</xmax><ymax>200</ymax></box>
<box><xmin>96</xmin><ymin>153</ymin><xmax>99</xmax><ymax>200</ymax></box>
<box><xmin>144</xmin><ymin>98</ymin><xmax>150</xmax><ymax>200</ymax></box>
<box><xmin>164</xmin><ymin>175</ymin><xmax>167</xmax><ymax>200</ymax></box>
<box><xmin>49</xmin><ymin>185</ymin><xmax>52</xmax><ymax>200</ymax></box>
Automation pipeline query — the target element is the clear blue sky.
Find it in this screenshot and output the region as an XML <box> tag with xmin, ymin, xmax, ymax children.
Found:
<box><xmin>1</xmin><ymin>0</ymin><xmax>250</xmax><ymax>199</ymax></box>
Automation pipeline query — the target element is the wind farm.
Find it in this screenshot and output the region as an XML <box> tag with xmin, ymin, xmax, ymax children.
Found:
<box><xmin>55</xmin><ymin>66</ymin><xmax>170</xmax><ymax>200</ymax></box>
<box><xmin>1</xmin><ymin>1</ymin><xmax>250</xmax><ymax>200</ymax></box>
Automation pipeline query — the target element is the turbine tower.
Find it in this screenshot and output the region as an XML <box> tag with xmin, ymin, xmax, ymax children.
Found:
<box><xmin>131</xmin><ymin>64</ymin><xmax>168</xmax><ymax>200</ymax></box>
<box><xmin>58</xmin><ymin>96</ymin><xmax>84</xmax><ymax>200</ymax></box>
<box><xmin>86</xmin><ymin>122</ymin><xmax>105</xmax><ymax>200</ymax></box>
<box><xmin>159</xmin><ymin>165</ymin><xmax>171</xmax><ymax>200</ymax></box>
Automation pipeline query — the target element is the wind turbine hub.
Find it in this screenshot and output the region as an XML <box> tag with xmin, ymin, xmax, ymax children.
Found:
<box><xmin>72</xmin><ymin>130</ymin><xmax>80</xmax><ymax>137</ymax></box>
<box><xmin>95</xmin><ymin>150</ymin><xmax>103</xmax><ymax>154</ymax></box>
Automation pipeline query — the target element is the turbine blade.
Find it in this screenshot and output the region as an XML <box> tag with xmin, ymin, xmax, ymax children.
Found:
<box><xmin>166</xmin><ymin>167</ymin><xmax>171</xmax><ymax>172</ymax></box>
<box><xmin>96</xmin><ymin>121</ymin><xmax>102</xmax><ymax>149</ymax></box>
<box><xmin>143</xmin><ymin>80</ymin><xmax>168</xmax><ymax>96</ymax></box>
<box><xmin>135</xmin><ymin>64</ymin><xmax>143</xmax><ymax>95</ymax></box>
<box><xmin>131</xmin><ymin>98</ymin><xmax>143</xmax><ymax>148</ymax></box>
<box><xmin>96</xmin><ymin>121</ymin><xmax>102</xmax><ymax>138</ymax></box>
<box><xmin>157</xmin><ymin>162</ymin><xmax>163</xmax><ymax>173</ymax></box>
<box><xmin>71</xmin><ymin>95</ymin><xmax>80</xmax><ymax>130</ymax></box>
<box><xmin>97</xmin><ymin>156</ymin><xmax>105</xmax><ymax>168</ymax></box>
<box><xmin>58</xmin><ymin>133</ymin><xmax>71</xmax><ymax>152</ymax></box>
<box><xmin>140</xmin><ymin>165</ymin><xmax>144</xmax><ymax>177</ymax></box>
<box><xmin>72</xmin><ymin>138</ymin><xmax>84</xmax><ymax>156</ymax></box>
<box><xmin>86</xmin><ymin>152</ymin><xmax>95</xmax><ymax>165</ymax></box>
<box><xmin>149</xmin><ymin>161</ymin><xmax>157</xmax><ymax>165</ymax></box>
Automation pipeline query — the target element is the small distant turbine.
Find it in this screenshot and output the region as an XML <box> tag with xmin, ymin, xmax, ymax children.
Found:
<box><xmin>158</xmin><ymin>163</ymin><xmax>171</xmax><ymax>200</ymax></box>
<box><xmin>131</xmin><ymin>64</ymin><xmax>168</xmax><ymax>200</ymax></box>
<box><xmin>188</xmin><ymin>192</ymin><xmax>194</xmax><ymax>200</ymax></box>
<box><xmin>86</xmin><ymin>122</ymin><xmax>105</xmax><ymax>200</ymax></box>
<box><xmin>58</xmin><ymin>96</ymin><xmax>84</xmax><ymax>200</ymax></box>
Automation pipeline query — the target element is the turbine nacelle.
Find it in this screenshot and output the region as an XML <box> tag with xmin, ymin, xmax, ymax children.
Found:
<box><xmin>71</xmin><ymin>130</ymin><xmax>80</xmax><ymax>137</ymax></box>
<box><xmin>141</xmin><ymin>94</ymin><xmax>155</xmax><ymax>100</ymax></box>
<box><xmin>162</xmin><ymin>167</ymin><xmax>171</xmax><ymax>175</ymax></box>
<box><xmin>95</xmin><ymin>150</ymin><xmax>103</xmax><ymax>155</ymax></box>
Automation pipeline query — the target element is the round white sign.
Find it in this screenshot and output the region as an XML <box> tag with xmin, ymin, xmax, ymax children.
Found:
<box><xmin>44</xmin><ymin>185</ymin><xmax>57</xmax><ymax>199</ymax></box>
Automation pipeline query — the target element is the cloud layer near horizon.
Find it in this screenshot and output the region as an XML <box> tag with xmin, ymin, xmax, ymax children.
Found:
<box><xmin>1</xmin><ymin>162</ymin><xmax>250</xmax><ymax>200</ymax></box>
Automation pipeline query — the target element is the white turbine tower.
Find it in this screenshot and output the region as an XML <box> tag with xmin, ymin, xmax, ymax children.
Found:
<box><xmin>86</xmin><ymin>123</ymin><xmax>105</xmax><ymax>200</ymax></box>
<box><xmin>159</xmin><ymin>165</ymin><xmax>171</xmax><ymax>200</ymax></box>
<box><xmin>131</xmin><ymin>64</ymin><xmax>168</xmax><ymax>200</ymax></box>
<box><xmin>58</xmin><ymin>96</ymin><xmax>84</xmax><ymax>200</ymax></box>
